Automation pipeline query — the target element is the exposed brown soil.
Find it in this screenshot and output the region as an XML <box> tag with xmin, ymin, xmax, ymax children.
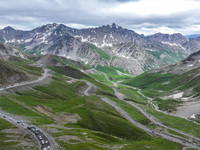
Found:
<box><xmin>34</xmin><ymin>105</ymin><xmax>81</xmax><ymax>124</ymax></box>
<box><xmin>57</xmin><ymin>135</ymin><xmax>84</xmax><ymax>144</ymax></box>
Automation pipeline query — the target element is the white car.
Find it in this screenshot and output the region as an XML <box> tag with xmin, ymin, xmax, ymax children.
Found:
<box><xmin>45</xmin><ymin>140</ymin><xmax>48</xmax><ymax>144</ymax></box>
<box><xmin>47</xmin><ymin>146</ymin><xmax>51</xmax><ymax>150</ymax></box>
<box><xmin>41</xmin><ymin>140</ymin><xmax>45</xmax><ymax>145</ymax></box>
<box><xmin>39</xmin><ymin>135</ymin><xmax>42</xmax><ymax>140</ymax></box>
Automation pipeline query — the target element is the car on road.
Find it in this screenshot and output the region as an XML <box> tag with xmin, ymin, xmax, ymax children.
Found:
<box><xmin>41</xmin><ymin>140</ymin><xmax>45</xmax><ymax>145</ymax></box>
<box><xmin>45</xmin><ymin>140</ymin><xmax>48</xmax><ymax>144</ymax></box>
<box><xmin>39</xmin><ymin>135</ymin><xmax>42</xmax><ymax>140</ymax></box>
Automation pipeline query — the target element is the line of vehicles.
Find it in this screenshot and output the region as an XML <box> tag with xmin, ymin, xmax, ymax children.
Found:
<box><xmin>0</xmin><ymin>112</ymin><xmax>51</xmax><ymax>150</ymax></box>
<box><xmin>27</xmin><ymin>126</ymin><xmax>51</xmax><ymax>150</ymax></box>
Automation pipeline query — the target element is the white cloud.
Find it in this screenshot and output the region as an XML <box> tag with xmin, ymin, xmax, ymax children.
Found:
<box><xmin>111</xmin><ymin>0</ymin><xmax>200</xmax><ymax>16</ymax></box>
<box><xmin>0</xmin><ymin>0</ymin><xmax>200</xmax><ymax>35</ymax></box>
<box><xmin>64</xmin><ymin>23</ymin><xmax>96</xmax><ymax>29</ymax></box>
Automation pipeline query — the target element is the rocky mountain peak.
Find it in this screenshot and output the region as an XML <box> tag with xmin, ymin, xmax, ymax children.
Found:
<box><xmin>3</xmin><ymin>26</ymin><xmax>15</xmax><ymax>31</ymax></box>
<box><xmin>111</xmin><ymin>23</ymin><xmax>119</xmax><ymax>28</ymax></box>
<box><xmin>147</xmin><ymin>32</ymin><xmax>188</xmax><ymax>45</ymax></box>
<box><xmin>182</xmin><ymin>50</ymin><xmax>200</xmax><ymax>63</ymax></box>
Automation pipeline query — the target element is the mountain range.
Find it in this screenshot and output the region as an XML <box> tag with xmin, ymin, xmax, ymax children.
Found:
<box><xmin>1</xmin><ymin>23</ymin><xmax>200</xmax><ymax>75</ymax></box>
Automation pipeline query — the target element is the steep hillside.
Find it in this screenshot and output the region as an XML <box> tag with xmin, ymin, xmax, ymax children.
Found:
<box><xmin>0</xmin><ymin>41</ymin><xmax>26</xmax><ymax>59</ymax></box>
<box><xmin>35</xmin><ymin>54</ymin><xmax>90</xmax><ymax>70</ymax></box>
<box><xmin>0</xmin><ymin>59</ymin><xmax>42</xmax><ymax>87</ymax></box>
<box><xmin>123</xmin><ymin>50</ymin><xmax>200</xmax><ymax>120</ymax></box>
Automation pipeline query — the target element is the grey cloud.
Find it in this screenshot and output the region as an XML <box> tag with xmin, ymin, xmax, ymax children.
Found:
<box><xmin>0</xmin><ymin>0</ymin><xmax>200</xmax><ymax>35</ymax></box>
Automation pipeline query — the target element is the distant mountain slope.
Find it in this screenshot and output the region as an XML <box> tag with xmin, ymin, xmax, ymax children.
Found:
<box><xmin>0</xmin><ymin>59</ymin><xmax>42</xmax><ymax>87</ymax></box>
<box><xmin>185</xmin><ymin>34</ymin><xmax>200</xmax><ymax>39</ymax></box>
<box><xmin>1</xmin><ymin>23</ymin><xmax>200</xmax><ymax>75</ymax></box>
<box><xmin>35</xmin><ymin>54</ymin><xmax>90</xmax><ymax>70</ymax></box>
<box><xmin>123</xmin><ymin>50</ymin><xmax>200</xmax><ymax>117</ymax></box>
<box><xmin>151</xmin><ymin>50</ymin><xmax>200</xmax><ymax>75</ymax></box>
<box><xmin>0</xmin><ymin>41</ymin><xmax>26</xmax><ymax>59</ymax></box>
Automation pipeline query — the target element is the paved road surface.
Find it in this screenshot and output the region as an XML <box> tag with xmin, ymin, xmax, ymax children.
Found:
<box><xmin>101</xmin><ymin>73</ymin><xmax>200</xmax><ymax>149</ymax></box>
<box><xmin>100</xmin><ymin>96</ymin><xmax>199</xmax><ymax>149</ymax></box>
<box><xmin>0</xmin><ymin>68</ymin><xmax>52</xmax><ymax>150</ymax></box>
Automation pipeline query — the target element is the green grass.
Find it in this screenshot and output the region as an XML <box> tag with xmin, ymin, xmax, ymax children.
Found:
<box><xmin>123</xmin><ymin>72</ymin><xmax>176</xmax><ymax>90</ymax></box>
<box><xmin>104</xmin><ymin>95</ymin><xmax>150</xmax><ymax>126</ymax></box>
<box><xmin>87</xmin><ymin>43</ymin><xmax>111</xmax><ymax>60</ymax></box>
<box><xmin>106</xmin><ymin>73</ymin><xmax>132</xmax><ymax>82</ymax></box>
<box><xmin>89</xmin><ymin>73</ymin><xmax>109</xmax><ymax>82</ymax></box>
<box><xmin>120</xmin><ymin>138</ymin><xmax>182</xmax><ymax>150</ymax></box>
<box><xmin>48</xmin><ymin>66</ymin><xmax>91</xmax><ymax>79</ymax></box>
<box><xmin>118</xmin><ymin>84</ymin><xmax>200</xmax><ymax>138</ymax></box>
<box><xmin>146</xmin><ymin>50</ymin><xmax>163</xmax><ymax>59</ymax></box>
<box><xmin>63</xmin><ymin>96</ymin><xmax>152</xmax><ymax>141</ymax></box>
<box><xmin>55</xmin><ymin>141</ymin><xmax>106</xmax><ymax>150</ymax></box>
<box><xmin>117</xmin><ymin>88</ymin><xmax>147</xmax><ymax>104</ymax></box>
<box><xmin>86</xmin><ymin>78</ymin><xmax>114</xmax><ymax>95</ymax></box>
<box><xmin>10</xmin><ymin>61</ymin><xmax>42</xmax><ymax>76</ymax></box>
<box><xmin>0</xmin><ymin>118</ymin><xmax>19</xmax><ymax>150</ymax></box>
<box><xmin>50</xmin><ymin>55</ymin><xmax>90</xmax><ymax>70</ymax></box>
<box><xmin>154</xmin><ymin>98</ymin><xmax>182</xmax><ymax>112</ymax></box>
<box><xmin>95</xmin><ymin>65</ymin><xmax>118</xmax><ymax>75</ymax></box>
<box><xmin>111</xmin><ymin>66</ymin><xmax>129</xmax><ymax>74</ymax></box>
<box><xmin>0</xmin><ymin>95</ymin><xmax>53</xmax><ymax>125</ymax></box>
<box><xmin>0</xmin><ymin>64</ymin><xmax>186</xmax><ymax>149</ymax></box>
<box><xmin>9</xmin><ymin>78</ymin><xmax>151</xmax><ymax>142</ymax></box>
<box><xmin>140</xmin><ymin>103</ymin><xmax>200</xmax><ymax>138</ymax></box>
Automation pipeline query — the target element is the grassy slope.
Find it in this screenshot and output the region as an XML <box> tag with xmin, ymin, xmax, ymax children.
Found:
<box><xmin>48</xmin><ymin>66</ymin><xmax>91</xmax><ymax>79</ymax></box>
<box><xmin>0</xmin><ymin>59</ymin><xmax>42</xmax><ymax>86</ymax></box>
<box><xmin>2</xmin><ymin>77</ymin><xmax>155</xmax><ymax>149</ymax></box>
<box><xmin>0</xmin><ymin>56</ymin><xmax>185</xmax><ymax>149</ymax></box>
<box><xmin>123</xmin><ymin>67</ymin><xmax>200</xmax><ymax>98</ymax></box>
<box><xmin>146</xmin><ymin>44</ymin><xmax>185</xmax><ymax>65</ymax></box>
<box><xmin>0</xmin><ymin>118</ymin><xmax>19</xmax><ymax>150</ymax></box>
<box><xmin>50</xmin><ymin>55</ymin><xmax>90</xmax><ymax>70</ymax></box>
<box><xmin>95</xmin><ymin>65</ymin><xmax>118</xmax><ymax>75</ymax></box>
<box><xmin>0</xmin><ymin>67</ymin><xmax>183</xmax><ymax>149</ymax></box>
<box><xmin>87</xmin><ymin>43</ymin><xmax>111</xmax><ymax>61</ymax></box>
<box><xmin>121</xmin><ymin>71</ymin><xmax>200</xmax><ymax>138</ymax></box>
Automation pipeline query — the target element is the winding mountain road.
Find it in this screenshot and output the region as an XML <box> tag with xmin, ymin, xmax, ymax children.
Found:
<box><xmin>0</xmin><ymin>69</ymin><xmax>49</xmax><ymax>92</ymax></box>
<box><xmin>100</xmin><ymin>97</ymin><xmax>198</xmax><ymax>149</ymax></box>
<box><xmin>100</xmin><ymin>73</ymin><xmax>200</xmax><ymax>149</ymax></box>
<box><xmin>0</xmin><ymin>68</ymin><xmax>52</xmax><ymax>150</ymax></box>
<box><xmin>113</xmin><ymin>87</ymin><xmax>200</xmax><ymax>142</ymax></box>
<box><xmin>83</xmin><ymin>81</ymin><xmax>93</xmax><ymax>96</ymax></box>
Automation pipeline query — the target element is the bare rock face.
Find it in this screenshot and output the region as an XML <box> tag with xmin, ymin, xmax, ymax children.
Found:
<box><xmin>0</xmin><ymin>41</ymin><xmax>26</xmax><ymax>59</ymax></box>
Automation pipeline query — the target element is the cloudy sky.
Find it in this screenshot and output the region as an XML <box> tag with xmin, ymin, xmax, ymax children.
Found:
<box><xmin>0</xmin><ymin>0</ymin><xmax>200</xmax><ymax>35</ymax></box>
